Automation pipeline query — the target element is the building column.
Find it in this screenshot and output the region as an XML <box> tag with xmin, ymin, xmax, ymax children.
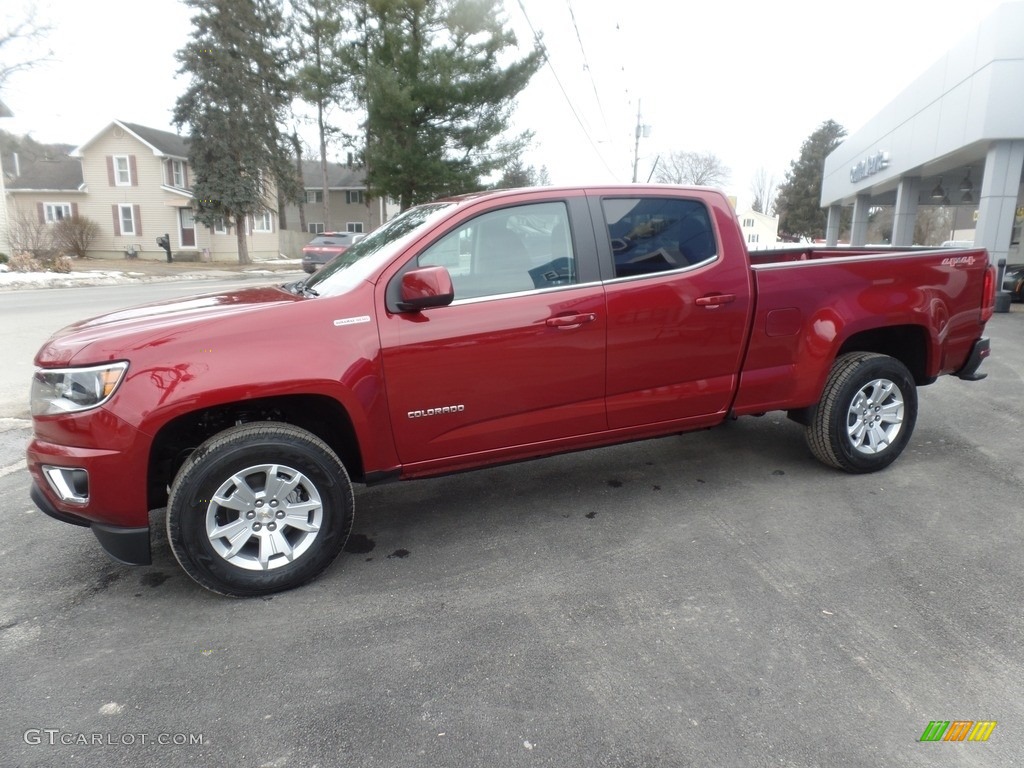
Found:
<box><xmin>891</xmin><ymin>177</ymin><xmax>921</xmax><ymax>246</ymax></box>
<box><xmin>825</xmin><ymin>205</ymin><xmax>842</xmax><ymax>246</ymax></box>
<box><xmin>976</xmin><ymin>140</ymin><xmax>1024</xmax><ymax>263</ymax></box>
<box><xmin>850</xmin><ymin>194</ymin><xmax>871</xmax><ymax>246</ymax></box>
<box><xmin>976</xmin><ymin>140</ymin><xmax>1024</xmax><ymax>308</ymax></box>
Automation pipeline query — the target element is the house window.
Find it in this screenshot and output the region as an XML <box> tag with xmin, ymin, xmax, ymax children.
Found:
<box><xmin>254</xmin><ymin>210</ymin><xmax>273</xmax><ymax>233</ymax></box>
<box><xmin>306</xmin><ymin>190</ymin><xmax>323</xmax><ymax>204</ymax></box>
<box><xmin>213</xmin><ymin>217</ymin><xmax>228</xmax><ymax>234</ymax></box>
<box><xmin>307</xmin><ymin>222</ymin><xmax>324</xmax><ymax>234</ymax></box>
<box><xmin>119</xmin><ymin>204</ymin><xmax>136</xmax><ymax>235</ymax></box>
<box><xmin>44</xmin><ymin>203</ymin><xmax>73</xmax><ymax>223</ymax></box>
<box><xmin>346</xmin><ymin>222</ymin><xmax>364</xmax><ymax>233</ymax></box>
<box><xmin>114</xmin><ymin>155</ymin><xmax>132</xmax><ymax>185</ymax></box>
<box><xmin>748</xmin><ymin>233</ymin><xmax>759</xmax><ymax>243</ymax></box>
<box><xmin>346</xmin><ymin>190</ymin><xmax>364</xmax><ymax>205</ymax></box>
<box><xmin>743</xmin><ymin>218</ymin><xmax>755</xmax><ymax>227</ymax></box>
<box><xmin>172</xmin><ymin>160</ymin><xmax>185</xmax><ymax>188</ymax></box>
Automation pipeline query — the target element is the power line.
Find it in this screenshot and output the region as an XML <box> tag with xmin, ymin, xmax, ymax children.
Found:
<box><xmin>565</xmin><ymin>0</ymin><xmax>611</xmax><ymax>138</ymax></box>
<box><xmin>514</xmin><ymin>0</ymin><xmax>618</xmax><ymax>179</ymax></box>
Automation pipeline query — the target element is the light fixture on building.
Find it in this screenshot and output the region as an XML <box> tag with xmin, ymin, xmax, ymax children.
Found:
<box><xmin>931</xmin><ymin>178</ymin><xmax>945</xmax><ymax>200</ymax></box>
<box><xmin>959</xmin><ymin>169</ymin><xmax>973</xmax><ymax>193</ymax></box>
<box><xmin>942</xmin><ymin>195</ymin><xmax>951</xmax><ymax>206</ymax></box>
<box><xmin>961</xmin><ymin>189</ymin><xmax>974</xmax><ymax>204</ymax></box>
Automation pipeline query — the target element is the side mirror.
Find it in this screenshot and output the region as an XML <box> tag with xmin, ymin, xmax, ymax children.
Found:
<box><xmin>397</xmin><ymin>266</ymin><xmax>455</xmax><ymax>312</ymax></box>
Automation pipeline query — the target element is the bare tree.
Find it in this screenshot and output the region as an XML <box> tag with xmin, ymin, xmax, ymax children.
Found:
<box><xmin>0</xmin><ymin>5</ymin><xmax>53</xmax><ymax>91</ymax></box>
<box><xmin>655</xmin><ymin>150</ymin><xmax>730</xmax><ymax>187</ymax></box>
<box><xmin>750</xmin><ymin>168</ymin><xmax>777</xmax><ymax>215</ymax></box>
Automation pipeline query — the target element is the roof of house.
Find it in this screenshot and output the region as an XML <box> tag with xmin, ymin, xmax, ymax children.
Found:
<box><xmin>300</xmin><ymin>160</ymin><xmax>365</xmax><ymax>189</ymax></box>
<box><xmin>71</xmin><ymin>120</ymin><xmax>189</xmax><ymax>159</ymax></box>
<box><xmin>6</xmin><ymin>155</ymin><xmax>84</xmax><ymax>191</ymax></box>
<box><xmin>119</xmin><ymin>121</ymin><xmax>190</xmax><ymax>158</ymax></box>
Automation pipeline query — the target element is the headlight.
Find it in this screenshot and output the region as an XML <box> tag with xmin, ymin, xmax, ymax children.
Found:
<box><xmin>31</xmin><ymin>362</ymin><xmax>129</xmax><ymax>416</ymax></box>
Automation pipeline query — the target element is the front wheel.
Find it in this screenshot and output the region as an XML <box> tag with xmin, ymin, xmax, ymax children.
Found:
<box><xmin>806</xmin><ymin>352</ymin><xmax>918</xmax><ymax>473</ymax></box>
<box><xmin>167</xmin><ymin>423</ymin><xmax>354</xmax><ymax>596</ymax></box>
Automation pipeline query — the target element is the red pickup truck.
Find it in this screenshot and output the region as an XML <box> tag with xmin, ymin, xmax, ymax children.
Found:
<box><xmin>27</xmin><ymin>186</ymin><xmax>995</xmax><ymax>596</ymax></box>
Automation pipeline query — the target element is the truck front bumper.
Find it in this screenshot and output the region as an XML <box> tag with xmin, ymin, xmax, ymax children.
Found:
<box><xmin>30</xmin><ymin>482</ymin><xmax>151</xmax><ymax>565</ymax></box>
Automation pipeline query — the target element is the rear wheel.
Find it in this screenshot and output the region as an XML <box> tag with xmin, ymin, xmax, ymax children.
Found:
<box><xmin>806</xmin><ymin>352</ymin><xmax>918</xmax><ymax>473</ymax></box>
<box><xmin>167</xmin><ymin>423</ymin><xmax>353</xmax><ymax>596</ymax></box>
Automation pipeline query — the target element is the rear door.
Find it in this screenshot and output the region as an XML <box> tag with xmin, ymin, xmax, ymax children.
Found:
<box><xmin>378</xmin><ymin>195</ymin><xmax>607</xmax><ymax>467</ymax></box>
<box><xmin>592</xmin><ymin>193</ymin><xmax>754</xmax><ymax>428</ymax></box>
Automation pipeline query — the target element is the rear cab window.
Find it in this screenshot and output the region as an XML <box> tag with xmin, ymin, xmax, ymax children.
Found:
<box><xmin>601</xmin><ymin>197</ymin><xmax>717</xmax><ymax>279</ymax></box>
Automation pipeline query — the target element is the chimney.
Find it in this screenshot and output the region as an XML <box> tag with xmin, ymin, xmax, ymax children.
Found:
<box><xmin>346</xmin><ymin>152</ymin><xmax>353</xmax><ymax>168</ymax></box>
<box><xmin>10</xmin><ymin>152</ymin><xmax>19</xmax><ymax>178</ymax></box>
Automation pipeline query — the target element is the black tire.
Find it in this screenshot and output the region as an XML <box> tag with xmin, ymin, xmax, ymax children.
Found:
<box><xmin>167</xmin><ymin>423</ymin><xmax>354</xmax><ymax>596</ymax></box>
<box><xmin>806</xmin><ymin>352</ymin><xmax>918</xmax><ymax>473</ymax></box>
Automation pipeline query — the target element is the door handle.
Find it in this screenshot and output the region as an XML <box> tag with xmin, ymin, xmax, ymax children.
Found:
<box><xmin>695</xmin><ymin>293</ymin><xmax>736</xmax><ymax>308</ymax></box>
<box><xmin>546</xmin><ymin>313</ymin><xmax>597</xmax><ymax>328</ymax></box>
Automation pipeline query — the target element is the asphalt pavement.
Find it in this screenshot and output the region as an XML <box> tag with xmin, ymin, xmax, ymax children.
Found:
<box><xmin>0</xmin><ymin>290</ymin><xmax>1021</xmax><ymax>767</ymax></box>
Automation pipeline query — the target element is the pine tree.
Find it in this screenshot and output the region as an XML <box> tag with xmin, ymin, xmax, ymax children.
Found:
<box><xmin>294</xmin><ymin>0</ymin><xmax>350</xmax><ymax>231</ymax></box>
<box><xmin>350</xmin><ymin>0</ymin><xmax>542</xmax><ymax>210</ymax></box>
<box><xmin>775</xmin><ymin>120</ymin><xmax>846</xmax><ymax>240</ymax></box>
<box><xmin>173</xmin><ymin>0</ymin><xmax>297</xmax><ymax>264</ymax></box>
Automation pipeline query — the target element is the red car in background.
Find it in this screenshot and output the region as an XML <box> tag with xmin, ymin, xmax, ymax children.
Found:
<box><xmin>301</xmin><ymin>231</ymin><xmax>363</xmax><ymax>273</ymax></box>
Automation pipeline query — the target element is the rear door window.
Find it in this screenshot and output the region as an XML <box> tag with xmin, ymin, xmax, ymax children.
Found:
<box><xmin>602</xmin><ymin>197</ymin><xmax>717</xmax><ymax>278</ymax></box>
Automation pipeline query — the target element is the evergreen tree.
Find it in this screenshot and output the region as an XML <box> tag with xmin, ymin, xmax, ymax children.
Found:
<box><xmin>350</xmin><ymin>0</ymin><xmax>542</xmax><ymax>210</ymax></box>
<box><xmin>173</xmin><ymin>0</ymin><xmax>297</xmax><ymax>264</ymax></box>
<box><xmin>775</xmin><ymin>120</ymin><xmax>846</xmax><ymax>240</ymax></box>
<box><xmin>294</xmin><ymin>0</ymin><xmax>350</xmax><ymax>231</ymax></box>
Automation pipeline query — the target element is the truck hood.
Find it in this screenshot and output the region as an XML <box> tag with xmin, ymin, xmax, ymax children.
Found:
<box><xmin>36</xmin><ymin>285</ymin><xmax>305</xmax><ymax>367</ymax></box>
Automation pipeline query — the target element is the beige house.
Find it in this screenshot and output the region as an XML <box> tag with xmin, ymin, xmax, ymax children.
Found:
<box><xmin>70</xmin><ymin>121</ymin><xmax>282</xmax><ymax>261</ymax></box>
<box><xmin>284</xmin><ymin>159</ymin><xmax>394</xmax><ymax>235</ymax></box>
<box><xmin>736</xmin><ymin>208</ymin><xmax>780</xmax><ymax>251</ymax></box>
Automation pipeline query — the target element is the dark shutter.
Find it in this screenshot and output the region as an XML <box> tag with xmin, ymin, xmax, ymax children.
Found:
<box><xmin>129</xmin><ymin>155</ymin><xmax>138</xmax><ymax>186</ymax></box>
<box><xmin>183</xmin><ymin>163</ymin><xmax>189</xmax><ymax>188</ymax></box>
<box><xmin>112</xmin><ymin>205</ymin><xmax>121</xmax><ymax>236</ymax></box>
<box><xmin>37</xmin><ymin>202</ymin><xmax>45</xmax><ymax>224</ymax></box>
<box><xmin>71</xmin><ymin>202</ymin><xmax>79</xmax><ymax>218</ymax></box>
<box><xmin>165</xmin><ymin>161</ymin><xmax>172</xmax><ymax>186</ymax></box>
<box><xmin>133</xmin><ymin>205</ymin><xmax>142</xmax><ymax>236</ymax></box>
<box><xmin>106</xmin><ymin>156</ymin><xmax>115</xmax><ymax>186</ymax></box>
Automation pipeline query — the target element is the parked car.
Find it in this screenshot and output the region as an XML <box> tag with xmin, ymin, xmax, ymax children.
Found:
<box><xmin>1004</xmin><ymin>262</ymin><xmax>1024</xmax><ymax>301</ymax></box>
<box><xmin>301</xmin><ymin>232</ymin><xmax>363</xmax><ymax>273</ymax></box>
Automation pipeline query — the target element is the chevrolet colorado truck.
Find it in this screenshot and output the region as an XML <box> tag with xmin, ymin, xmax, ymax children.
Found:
<box><xmin>27</xmin><ymin>186</ymin><xmax>995</xmax><ymax>596</ymax></box>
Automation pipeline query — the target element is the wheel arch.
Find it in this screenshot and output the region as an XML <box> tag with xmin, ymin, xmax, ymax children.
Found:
<box><xmin>835</xmin><ymin>324</ymin><xmax>932</xmax><ymax>385</ymax></box>
<box><xmin>147</xmin><ymin>394</ymin><xmax>364</xmax><ymax>511</ymax></box>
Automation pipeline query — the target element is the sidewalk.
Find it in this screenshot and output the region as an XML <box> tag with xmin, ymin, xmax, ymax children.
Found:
<box><xmin>0</xmin><ymin>255</ymin><xmax>304</xmax><ymax>290</ymax></box>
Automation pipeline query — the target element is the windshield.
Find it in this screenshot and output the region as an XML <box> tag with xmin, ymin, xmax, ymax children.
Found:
<box><xmin>302</xmin><ymin>203</ymin><xmax>455</xmax><ymax>297</ymax></box>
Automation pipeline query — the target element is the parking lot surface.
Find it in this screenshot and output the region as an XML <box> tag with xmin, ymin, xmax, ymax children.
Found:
<box><xmin>1</xmin><ymin>305</ymin><xmax>1021</xmax><ymax>767</ymax></box>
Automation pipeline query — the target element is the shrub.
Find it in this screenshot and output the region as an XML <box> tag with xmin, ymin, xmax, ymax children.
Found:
<box><xmin>8</xmin><ymin>252</ymin><xmax>43</xmax><ymax>272</ymax></box>
<box><xmin>53</xmin><ymin>215</ymin><xmax>100</xmax><ymax>259</ymax></box>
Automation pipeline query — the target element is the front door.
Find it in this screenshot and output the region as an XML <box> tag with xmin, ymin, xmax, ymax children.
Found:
<box><xmin>179</xmin><ymin>208</ymin><xmax>196</xmax><ymax>248</ymax></box>
<box><xmin>379</xmin><ymin>199</ymin><xmax>607</xmax><ymax>468</ymax></box>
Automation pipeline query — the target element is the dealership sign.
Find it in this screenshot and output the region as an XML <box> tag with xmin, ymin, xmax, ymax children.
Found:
<box><xmin>850</xmin><ymin>151</ymin><xmax>890</xmax><ymax>183</ymax></box>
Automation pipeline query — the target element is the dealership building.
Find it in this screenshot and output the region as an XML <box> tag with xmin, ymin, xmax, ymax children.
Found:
<box><xmin>821</xmin><ymin>2</ymin><xmax>1024</xmax><ymax>280</ymax></box>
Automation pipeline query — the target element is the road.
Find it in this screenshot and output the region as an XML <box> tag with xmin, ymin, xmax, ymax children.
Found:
<box><xmin>1</xmin><ymin>284</ymin><xmax>1021</xmax><ymax>766</ymax></box>
<box><xmin>1</xmin><ymin>273</ymin><xmax>300</xmax><ymax>418</ymax></box>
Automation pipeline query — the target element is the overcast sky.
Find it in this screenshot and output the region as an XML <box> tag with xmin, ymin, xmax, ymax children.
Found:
<box><xmin>1</xmin><ymin>0</ymin><xmax>1015</xmax><ymax>208</ymax></box>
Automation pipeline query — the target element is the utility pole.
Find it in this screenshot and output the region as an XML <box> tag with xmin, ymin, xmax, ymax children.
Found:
<box><xmin>632</xmin><ymin>100</ymin><xmax>651</xmax><ymax>183</ymax></box>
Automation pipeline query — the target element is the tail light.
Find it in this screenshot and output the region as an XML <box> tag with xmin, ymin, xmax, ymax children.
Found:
<box><xmin>981</xmin><ymin>265</ymin><xmax>995</xmax><ymax>323</ymax></box>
